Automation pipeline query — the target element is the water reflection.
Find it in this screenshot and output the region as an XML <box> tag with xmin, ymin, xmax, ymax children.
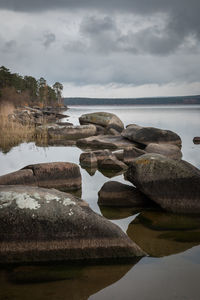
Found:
<box><xmin>0</xmin><ymin>262</ymin><xmax>138</xmax><ymax>300</ymax></box>
<box><xmin>127</xmin><ymin>211</ymin><xmax>200</xmax><ymax>257</ymax></box>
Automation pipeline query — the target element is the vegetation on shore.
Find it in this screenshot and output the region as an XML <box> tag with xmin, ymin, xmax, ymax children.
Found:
<box><xmin>0</xmin><ymin>66</ymin><xmax>63</xmax><ymax>108</ymax></box>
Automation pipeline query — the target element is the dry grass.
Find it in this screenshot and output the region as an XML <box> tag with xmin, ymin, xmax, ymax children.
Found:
<box><xmin>0</xmin><ymin>103</ymin><xmax>36</xmax><ymax>153</ymax></box>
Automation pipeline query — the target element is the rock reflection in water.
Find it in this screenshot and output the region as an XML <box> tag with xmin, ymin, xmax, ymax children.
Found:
<box><xmin>100</xmin><ymin>206</ymin><xmax>140</xmax><ymax>220</ymax></box>
<box><xmin>0</xmin><ymin>262</ymin><xmax>139</xmax><ymax>300</ymax></box>
<box><xmin>127</xmin><ymin>211</ymin><xmax>200</xmax><ymax>257</ymax></box>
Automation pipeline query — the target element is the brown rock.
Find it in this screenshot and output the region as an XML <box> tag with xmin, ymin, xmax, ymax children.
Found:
<box><xmin>80</xmin><ymin>152</ymin><xmax>98</xmax><ymax>168</ymax></box>
<box><xmin>193</xmin><ymin>137</ymin><xmax>200</xmax><ymax>144</ymax></box>
<box><xmin>145</xmin><ymin>143</ymin><xmax>182</xmax><ymax>159</ymax></box>
<box><xmin>98</xmin><ymin>181</ymin><xmax>149</xmax><ymax>207</ymax></box>
<box><xmin>99</xmin><ymin>156</ymin><xmax>128</xmax><ymax>172</ymax></box>
<box><xmin>0</xmin><ymin>162</ymin><xmax>82</xmax><ymax>192</ymax></box>
<box><xmin>124</xmin><ymin>147</ymin><xmax>146</xmax><ymax>165</ymax></box>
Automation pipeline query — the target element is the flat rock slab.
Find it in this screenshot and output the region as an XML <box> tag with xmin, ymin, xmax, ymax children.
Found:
<box><xmin>0</xmin><ymin>162</ymin><xmax>81</xmax><ymax>192</ymax></box>
<box><xmin>98</xmin><ymin>181</ymin><xmax>150</xmax><ymax>207</ymax></box>
<box><xmin>77</xmin><ymin>135</ymin><xmax>140</xmax><ymax>150</ymax></box>
<box><xmin>0</xmin><ymin>185</ymin><xmax>145</xmax><ymax>263</ymax></box>
<box><xmin>126</xmin><ymin>153</ymin><xmax>200</xmax><ymax>214</ymax></box>
<box><xmin>122</xmin><ymin>124</ymin><xmax>182</xmax><ymax>147</ymax></box>
<box><xmin>37</xmin><ymin>124</ymin><xmax>97</xmax><ymax>141</ymax></box>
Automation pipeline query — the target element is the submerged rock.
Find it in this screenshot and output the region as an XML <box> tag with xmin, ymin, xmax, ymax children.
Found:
<box><xmin>79</xmin><ymin>112</ymin><xmax>124</xmax><ymax>134</ymax></box>
<box><xmin>145</xmin><ymin>143</ymin><xmax>182</xmax><ymax>159</ymax></box>
<box><xmin>122</xmin><ymin>124</ymin><xmax>182</xmax><ymax>147</ymax></box>
<box><xmin>0</xmin><ymin>185</ymin><xmax>145</xmax><ymax>263</ymax></box>
<box><xmin>0</xmin><ymin>162</ymin><xmax>82</xmax><ymax>192</ymax></box>
<box><xmin>126</xmin><ymin>153</ymin><xmax>200</xmax><ymax>213</ymax></box>
<box><xmin>77</xmin><ymin>135</ymin><xmax>138</xmax><ymax>150</ymax></box>
<box><xmin>98</xmin><ymin>181</ymin><xmax>149</xmax><ymax>207</ymax></box>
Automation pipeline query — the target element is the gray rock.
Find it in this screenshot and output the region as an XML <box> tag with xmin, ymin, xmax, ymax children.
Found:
<box><xmin>126</xmin><ymin>153</ymin><xmax>200</xmax><ymax>213</ymax></box>
<box><xmin>145</xmin><ymin>143</ymin><xmax>182</xmax><ymax>159</ymax></box>
<box><xmin>0</xmin><ymin>185</ymin><xmax>145</xmax><ymax>263</ymax></box>
<box><xmin>124</xmin><ymin>147</ymin><xmax>146</xmax><ymax>165</ymax></box>
<box><xmin>79</xmin><ymin>112</ymin><xmax>124</xmax><ymax>134</ymax></box>
<box><xmin>98</xmin><ymin>181</ymin><xmax>149</xmax><ymax>207</ymax></box>
<box><xmin>77</xmin><ymin>135</ymin><xmax>139</xmax><ymax>150</ymax></box>
<box><xmin>0</xmin><ymin>162</ymin><xmax>81</xmax><ymax>192</ymax></box>
<box><xmin>122</xmin><ymin>124</ymin><xmax>182</xmax><ymax>147</ymax></box>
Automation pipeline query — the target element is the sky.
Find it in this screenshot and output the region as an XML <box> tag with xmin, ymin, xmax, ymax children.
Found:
<box><xmin>0</xmin><ymin>0</ymin><xmax>200</xmax><ymax>98</ymax></box>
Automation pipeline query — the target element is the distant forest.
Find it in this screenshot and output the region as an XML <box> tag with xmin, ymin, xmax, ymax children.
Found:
<box><xmin>64</xmin><ymin>95</ymin><xmax>200</xmax><ymax>106</ymax></box>
<box><xmin>0</xmin><ymin>66</ymin><xmax>63</xmax><ymax>108</ymax></box>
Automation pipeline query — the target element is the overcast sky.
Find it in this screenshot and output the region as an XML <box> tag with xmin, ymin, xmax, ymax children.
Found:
<box><xmin>0</xmin><ymin>0</ymin><xmax>200</xmax><ymax>97</ymax></box>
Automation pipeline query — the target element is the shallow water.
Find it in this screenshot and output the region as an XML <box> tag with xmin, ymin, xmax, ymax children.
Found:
<box><xmin>0</xmin><ymin>105</ymin><xmax>200</xmax><ymax>300</ymax></box>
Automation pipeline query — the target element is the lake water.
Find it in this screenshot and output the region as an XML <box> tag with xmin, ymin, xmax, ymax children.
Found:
<box><xmin>0</xmin><ymin>105</ymin><xmax>200</xmax><ymax>300</ymax></box>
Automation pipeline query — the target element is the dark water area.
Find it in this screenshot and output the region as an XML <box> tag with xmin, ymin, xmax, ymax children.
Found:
<box><xmin>0</xmin><ymin>105</ymin><xmax>200</xmax><ymax>300</ymax></box>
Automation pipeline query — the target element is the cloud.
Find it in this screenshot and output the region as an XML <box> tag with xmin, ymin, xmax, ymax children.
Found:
<box><xmin>0</xmin><ymin>2</ymin><xmax>200</xmax><ymax>97</ymax></box>
<box><xmin>43</xmin><ymin>32</ymin><xmax>56</xmax><ymax>48</ymax></box>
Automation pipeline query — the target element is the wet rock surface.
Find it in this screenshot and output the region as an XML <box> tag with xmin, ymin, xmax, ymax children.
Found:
<box><xmin>0</xmin><ymin>162</ymin><xmax>82</xmax><ymax>192</ymax></box>
<box><xmin>122</xmin><ymin>124</ymin><xmax>182</xmax><ymax>147</ymax></box>
<box><xmin>0</xmin><ymin>185</ymin><xmax>145</xmax><ymax>263</ymax></box>
<box><xmin>126</xmin><ymin>153</ymin><xmax>200</xmax><ymax>213</ymax></box>
<box><xmin>99</xmin><ymin>156</ymin><xmax>128</xmax><ymax>172</ymax></box>
<box><xmin>98</xmin><ymin>181</ymin><xmax>150</xmax><ymax>207</ymax></box>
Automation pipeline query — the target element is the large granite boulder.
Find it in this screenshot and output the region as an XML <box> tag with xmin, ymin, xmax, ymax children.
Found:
<box><xmin>77</xmin><ymin>135</ymin><xmax>139</xmax><ymax>150</ymax></box>
<box><xmin>0</xmin><ymin>162</ymin><xmax>81</xmax><ymax>192</ymax></box>
<box><xmin>98</xmin><ymin>181</ymin><xmax>149</xmax><ymax>207</ymax></box>
<box><xmin>37</xmin><ymin>124</ymin><xmax>97</xmax><ymax>142</ymax></box>
<box><xmin>122</xmin><ymin>124</ymin><xmax>182</xmax><ymax>147</ymax></box>
<box><xmin>126</xmin><ymin>153</ymin><xmax>200</xmax><ymax>213</ymax></box>
<box><xmin>79</xmin><ymin>112</ymin><xmax>124</xmax><ymax>134</ymax></box>
<box><xmin>145</xmin><ymin>143</ymin><xmax>182</xmax><ymax>159</ymax></box>
<box><xmin>0</xmin><ymin>185</ymin><xmax>145</xmax><ymax>263</ymax></box>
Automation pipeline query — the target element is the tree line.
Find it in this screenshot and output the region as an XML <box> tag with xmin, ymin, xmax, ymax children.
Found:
<box><xmin>0</xmin><ymin>66</ymin><xmax>63</xmax><ymax>108</ymax></box>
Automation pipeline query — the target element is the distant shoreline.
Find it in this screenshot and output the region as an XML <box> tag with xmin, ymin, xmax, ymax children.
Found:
<box><xmin>64</xmin><ymin>95</ymin><xmax>200</xmax><ymax>106</ymax></box>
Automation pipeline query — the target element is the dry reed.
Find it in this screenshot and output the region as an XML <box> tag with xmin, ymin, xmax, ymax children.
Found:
<box><xmin>0</xmin><ymin>103</ymin><xmax>36</xmax><ymax>152</ymax></box>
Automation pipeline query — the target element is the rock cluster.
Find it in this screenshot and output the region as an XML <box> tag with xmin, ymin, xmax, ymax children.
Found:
<box><xmin>8</xmin><ymin>106</ymin><xmax>67</xmax><ymax>125</ymax></box>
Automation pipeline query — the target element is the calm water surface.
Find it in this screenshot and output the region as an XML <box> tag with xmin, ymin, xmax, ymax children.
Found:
<box><xmin>0</xmin><ymin>105</ymin><xmax>200</xmax><ymax>300</ymax></box>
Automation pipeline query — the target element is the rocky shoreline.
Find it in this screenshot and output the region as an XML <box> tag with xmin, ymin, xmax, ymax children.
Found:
<box><xmin>0</xmin><ymin>108</ymin><xmax>199</xmax><ymax>264</ymax></box>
